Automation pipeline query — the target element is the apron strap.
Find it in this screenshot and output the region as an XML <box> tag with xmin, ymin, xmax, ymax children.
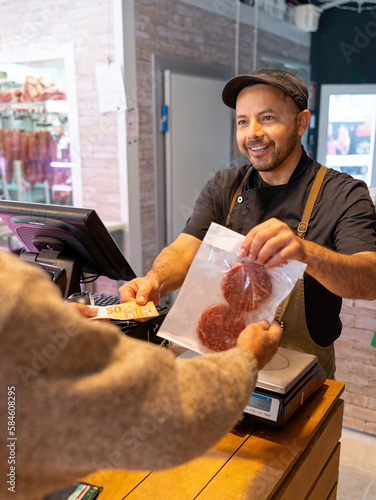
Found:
<box><xmin>275</xmin><ymin>163</ymin><xmax>327</xmax><ymax>327</ymax></box>
<box><xmin>226</xmin><ymin>166</ymin><xmax>253</xmax><ymax>227</ymax></box>
<box><xmin>297</xmin><ymin>164</ymin><xmax>327</xmax><ymax>239</ymax></box>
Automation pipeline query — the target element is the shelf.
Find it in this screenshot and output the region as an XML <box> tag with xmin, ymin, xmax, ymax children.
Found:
<box><xmin>0</xmin><ymin>100</ymin><xmax>67</xmax><ymax>114</ymax></box>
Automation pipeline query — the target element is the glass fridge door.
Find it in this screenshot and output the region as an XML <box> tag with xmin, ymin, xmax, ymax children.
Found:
<box><xmin>0</xmin><ymin>54</ymin><xmax>79</xmax><ymax>206</ymax></box>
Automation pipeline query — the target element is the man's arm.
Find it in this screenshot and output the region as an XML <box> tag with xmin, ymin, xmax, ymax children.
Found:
<box><xmin>300</xmin><ymin>245</ymin><xmax>376</xmax><ymax>300</ymax></box>
<box><xmin>239</xmin><ymin>217</ymin><xmax>376</xmax><ymax>300</ymax></box>
<box><xmin>119</xmin><ymin>233</ymin><xmax>201</xmax><ymax>304</ymax></box>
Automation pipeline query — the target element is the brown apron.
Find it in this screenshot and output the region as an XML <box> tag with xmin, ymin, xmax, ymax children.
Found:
<box><xmin>227</xmin><ymin>165</ymin><xmax>336</xmax><ymax>379</ymax></box>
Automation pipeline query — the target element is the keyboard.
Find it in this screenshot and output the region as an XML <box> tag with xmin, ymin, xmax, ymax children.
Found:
<box><xmin>91</xmin><ymin>292</ymin><xmax>122</xmax><ymax>307</ymax></box>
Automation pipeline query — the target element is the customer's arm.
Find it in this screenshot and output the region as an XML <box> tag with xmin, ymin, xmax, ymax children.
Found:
<box><xmin>0</xmin><ymin>250</ymin><xmax>280</xmax><ymax>500</ymax></box>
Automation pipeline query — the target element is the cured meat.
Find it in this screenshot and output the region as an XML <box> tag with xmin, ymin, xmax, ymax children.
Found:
<box><xmin>23</xmin><ymin>75</ymin><xmax>65</xmax><ymax>102</ymax></box>
<box><xmin>38</xmin><ymin>131</ymin><xmax>48</xmax><ymax>162</ymax></box>
<box><xmin>3</xmin><ymin>130</ymin><xmax>14</xmax><ymax>183</ymax></box>
<box><xmin>35</xmin><ymin>88</ymin><xmax>66</xmax><ymax>101</ymax></box>
<box><xmin>28</xmin><ymin>131</ymin><xmax>38</xmax><ymax>162</ymax></box>
<box><xmin>196</xmin><ymin>304</ymin><xmax>246</xmax><ymax>352</ymax></box>
<box><xmin>0</xmin><ymin>129</ymin><xmax>4</xmax><ymax>161</ymax></box>
<box><xmin>46</xmin><ymin>132</ymin><xmax>59</xmax><ymax>186</ymax></box>
<box><xmin>221</xmin><ymin>262</ymin><xmax>272</xmax><ymax>312</ymax></box>
<box><xmin>0</xmin><ymin>88</ymin><xmax>23</xmax><ymax>103</ymax></box>
<box><xmin>11</xmin><ymin>129</ymin><xmax>22</xmax><ymax>161</ymax></box>
<box><xmin>20</xmin><ymin>132</ymin><xmax>29</xmax><ymax>179</ymax></box>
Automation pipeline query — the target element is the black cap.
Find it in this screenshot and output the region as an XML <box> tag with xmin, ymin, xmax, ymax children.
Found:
<box><xmin>222</xmin><ymin>69</ymin><xmax>308</xmax><ymax>111</ymax></box>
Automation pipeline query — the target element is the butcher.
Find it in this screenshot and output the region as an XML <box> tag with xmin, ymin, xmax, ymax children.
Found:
<box><xmin>119</xmin><ymin>69</ymin><xmax>376</xmax><ymax>379</ymax></box>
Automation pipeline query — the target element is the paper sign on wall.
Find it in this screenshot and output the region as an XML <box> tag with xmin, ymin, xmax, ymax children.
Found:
<box><xmin>95</xmin><ymin>62</ymin><xmax>127</xmax><ymax>114</ymax></box>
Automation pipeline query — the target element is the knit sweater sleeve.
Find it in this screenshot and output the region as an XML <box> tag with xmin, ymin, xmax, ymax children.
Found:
<box><xmin>0</xmin><ymin>251</ymin><xmax>258</xmax><ymax>500</ymax></box>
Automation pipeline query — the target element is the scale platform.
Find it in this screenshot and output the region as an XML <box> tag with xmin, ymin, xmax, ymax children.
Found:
<box><xmin>244</xmin><ymin>347</ymin><xmax>326</xmax><ymax>427</ymax></box>
<box><xmin>177</xmin><ymin>346</ymin><xmax>326</xmax><ymax>428</ymax></box>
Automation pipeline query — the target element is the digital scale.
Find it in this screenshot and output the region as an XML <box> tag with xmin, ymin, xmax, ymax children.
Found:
<box><xmin>244</xmin><ymin>347</ymin><xmax>326</xmax><ymax>427</ymax></box>
<box><xmin>178</xmin><ymin>347</ymin><xmax>326</xmax><ymax>428</ymax></box>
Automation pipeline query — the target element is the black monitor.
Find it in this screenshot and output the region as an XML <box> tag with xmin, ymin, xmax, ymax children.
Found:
<box><xmin>0</xmin><ymin>200</ymin><xmax>136</xmax><ymax>298</ymax></box>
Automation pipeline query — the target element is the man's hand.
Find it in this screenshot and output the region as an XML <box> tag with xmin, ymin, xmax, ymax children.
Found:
<box><xmin>237</xmin><ymin>320</ymin><xmax>282</xmax><ymax>369</ymax></box>
<box><xmin>239</xmin><ymin>218</ymin><xmax>305</xmax><ymax>268</ymax></box>
<box><xmin>119</xmin><ymin>276</ymin><xmax>161</xmax><ymax>305</ymax></box>
<box><xmin>239</xmin><ymin>218</ymin><xmax>376</xmax><ymax>301</ymax></box>
<box><xmin>119</xmin><ymin>233</ymin><xmax>201</xmax><ymax>305</ymax></box>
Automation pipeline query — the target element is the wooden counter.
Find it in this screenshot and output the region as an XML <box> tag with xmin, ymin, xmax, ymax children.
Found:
<box><xmin>83</xmin><ymin>379</ymin><xmax>344</xmax><ymax>500</ymax></box>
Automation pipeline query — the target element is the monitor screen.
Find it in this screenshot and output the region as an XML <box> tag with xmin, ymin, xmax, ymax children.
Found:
<box><xmin>0</xmin><ymin>200</ymin><xmax>136</xmax><ymax>297</ymax></box>
<box><xmin>317</xmin><ymin>84</ymin><xmax>376</xmax><ymax>187</ymax></box>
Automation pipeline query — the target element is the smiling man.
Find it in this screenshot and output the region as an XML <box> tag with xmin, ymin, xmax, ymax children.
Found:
<box><xmin>233</xmin><ymin>81</ymin><xmax>309</xmax><ymax>184</ymax></box>
<box><xmin>120</xmin><ymin>69</ymin><xmax>376</xmax><ymax>379</ymax></box>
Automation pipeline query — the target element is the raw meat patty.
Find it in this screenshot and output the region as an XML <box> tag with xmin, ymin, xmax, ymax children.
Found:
<box><xmin>196</xmin><ymin>303</ymin><xmax>246</xmax><ymax>352</ymax></box>
<box><xmin>221</xmin><ymin>262</ymin><xmax>272</xmax><ymax>312</ymax></box>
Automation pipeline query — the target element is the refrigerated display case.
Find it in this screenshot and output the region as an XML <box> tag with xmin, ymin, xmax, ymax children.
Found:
<box><xmin>0</xmin><ymin>56</ymin><xmax>78</xmax><ymax>206</ymax></box>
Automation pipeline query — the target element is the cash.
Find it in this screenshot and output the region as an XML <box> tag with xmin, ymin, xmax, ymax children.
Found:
<box><xmin>89</xmin><ymin>301</ymin><xmax>159</xmax><ymax>320</ymax></box>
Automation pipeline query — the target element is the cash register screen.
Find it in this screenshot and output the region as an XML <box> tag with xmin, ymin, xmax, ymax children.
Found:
<box><xmin>0</xmin><ymin>200</ymin><xmax>136</xmax><ymax>296</ymax></box>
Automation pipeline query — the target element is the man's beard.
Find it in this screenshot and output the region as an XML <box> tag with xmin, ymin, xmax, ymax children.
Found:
<box><xmin>241</xmin><ymin>121</ymin><xmax>299</xmax><ymax>172</ymax></box>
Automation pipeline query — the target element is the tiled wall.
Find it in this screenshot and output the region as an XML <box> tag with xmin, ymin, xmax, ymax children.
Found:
<box><xmin>337</xmin><ymin>187</ymin><xmax>376</xmax><ymax>435</ymax></box>
<box><xmin>338</xmin><ymin>300</ymin><xmax>376</xmax><ymax>434</ymax></box>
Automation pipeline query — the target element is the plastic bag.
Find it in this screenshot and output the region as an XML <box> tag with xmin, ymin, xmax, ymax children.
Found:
<box><xmin>158</xmin><ymin>222</ymin><xmax>306</xmax><ymax>354</ymax></box>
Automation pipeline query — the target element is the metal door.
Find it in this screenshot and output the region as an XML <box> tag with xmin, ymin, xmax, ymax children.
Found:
<box><xmin>164</xmin><ymin>71</ymin><xmax>232</xmax><ymax>243</ymax></box>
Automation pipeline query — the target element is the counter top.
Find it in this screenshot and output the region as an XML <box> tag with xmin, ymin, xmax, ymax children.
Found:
<box><xmin>83</xmin><ymin>379</ymin><xmax>345</xmax><ymax>500</ymax></box>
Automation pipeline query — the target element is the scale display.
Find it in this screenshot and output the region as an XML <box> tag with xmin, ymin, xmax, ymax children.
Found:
<box><xmin>249</xmin><ymin>393</ymin><xmax>272</xmax><ymax>412</ymax></box>
<box><xmin>245</xmin><ymin>392</ymin><xmax>280</xmax><ymax>423</ymax></box>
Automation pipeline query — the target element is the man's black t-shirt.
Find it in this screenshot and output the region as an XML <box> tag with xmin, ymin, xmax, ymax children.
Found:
<box><xmin>183</xmin><ymin>150</ymin><xmax>376</xmax><ymax>346</ymax></box>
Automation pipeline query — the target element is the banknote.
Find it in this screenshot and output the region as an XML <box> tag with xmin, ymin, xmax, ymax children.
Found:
<box><xmin>89</xmin><ymin>301</ymin><xmax>159</xmax><ymax>320</ymax></box>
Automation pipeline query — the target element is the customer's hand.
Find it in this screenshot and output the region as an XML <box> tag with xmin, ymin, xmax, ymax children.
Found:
<box><xmin>65</xmin><ymin>303</ymin><xmax>110</xmax><ymax>322</ymax></box>
<box><xmin>237</xmin><ymin>320</ymin><xmax>282</xmax><ymax>369</ymax></box>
